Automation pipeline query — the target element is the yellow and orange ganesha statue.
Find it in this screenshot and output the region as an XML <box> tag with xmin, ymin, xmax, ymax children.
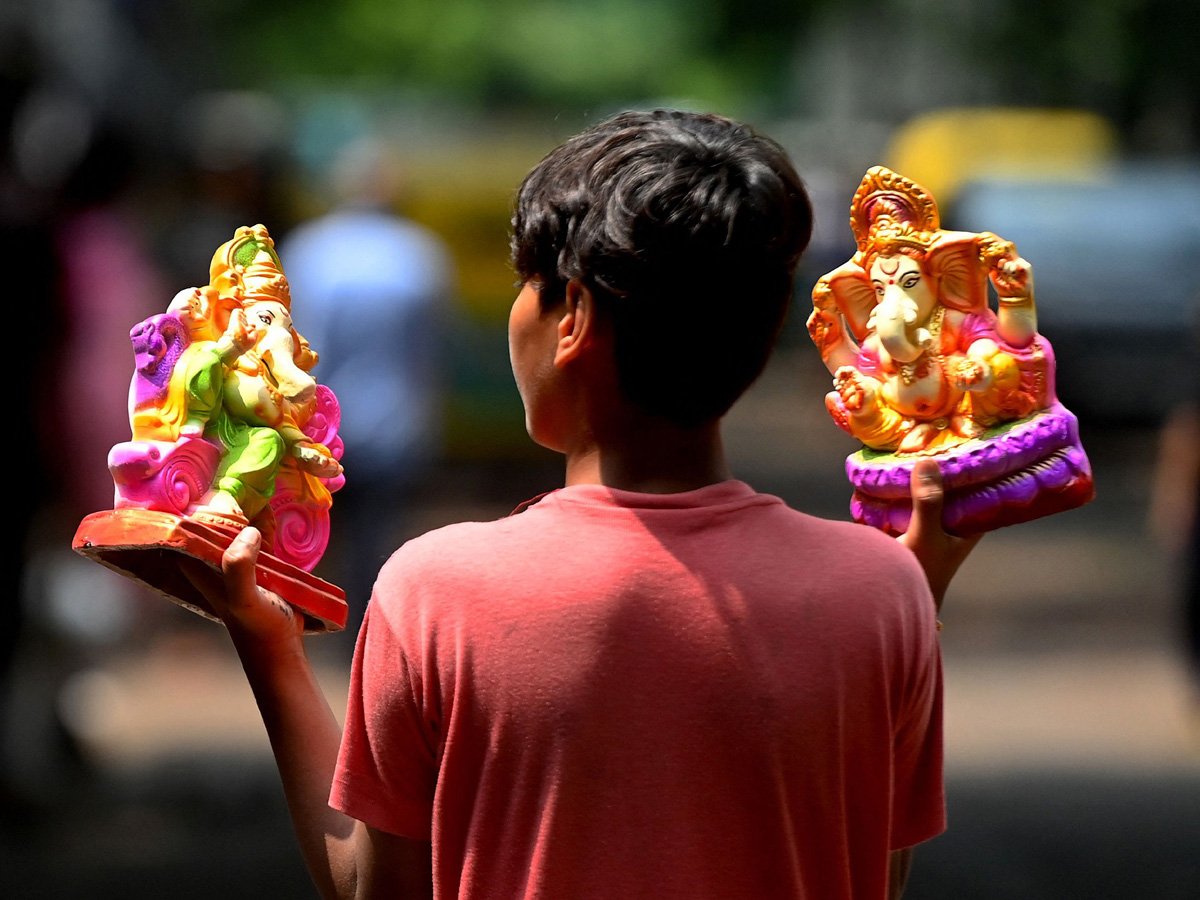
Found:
<box><xmin>807</xmin><ymin>167</ymin><xmax>1094</xmax><ymax>535</ymax></box>
<box><xmin>73</xmin><ymin>225</ymin><xmax>347</xmax><ymax>631</ymax></box>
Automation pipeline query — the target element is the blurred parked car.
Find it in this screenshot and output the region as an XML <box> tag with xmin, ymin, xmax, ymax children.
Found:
<box><xmin>950</xmin><ymin>166</ymin><xmax>1200</xmax><ymax>424</ymax></box>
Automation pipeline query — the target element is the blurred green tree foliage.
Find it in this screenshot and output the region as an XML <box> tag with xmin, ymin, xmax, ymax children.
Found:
<box><xmin>209</xmin><ymin>0</ymin><xmax>819</xmax><ymax>112</ymax></box>
<box><xmin>966</xmin><ymin>0</ymin><xmax>1198</xmax><ymax>150</ymax></box>
<box><xmin>204</xmin><ymin>0</ymin><xmax>1196</xmax><ymax>147</ymax></box>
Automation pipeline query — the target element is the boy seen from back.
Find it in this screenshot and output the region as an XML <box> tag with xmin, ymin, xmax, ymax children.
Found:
<box><xmin>187</xmin><ymin>109</ymin><xmax>978</xmax><ymax>900</ymax></box>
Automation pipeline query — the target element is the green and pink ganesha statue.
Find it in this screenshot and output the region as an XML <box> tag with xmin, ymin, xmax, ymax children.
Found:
<box><xmin>807</xmin><ymin>167</ymin><xmax>1094</xmax><ymax>536</ymax></box>
<box><xmin>106</xmin><ymin>224</ymin><xmax>344</xmax><ymax>572</ymax></box>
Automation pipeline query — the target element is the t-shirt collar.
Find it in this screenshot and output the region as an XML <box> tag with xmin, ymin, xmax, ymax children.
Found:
<box><xmin>512</xmin><ymin>479</ymin><xmax>767</xmax><ymax>515</ymax></box>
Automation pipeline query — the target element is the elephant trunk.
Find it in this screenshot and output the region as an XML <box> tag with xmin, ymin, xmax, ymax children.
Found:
<box><xmin>259</xmin><ymin>329</ymin><xmax>317</xmax><ymax>405</ymax></box>
<box><xmin>874</xmin><ymin>295</ymin><xmax>931</xmax><ymax>364</ymax></box>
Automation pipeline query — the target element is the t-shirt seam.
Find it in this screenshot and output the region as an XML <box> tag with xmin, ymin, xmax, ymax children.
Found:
<box><xmin>543</xmin><ymin>488</ymin><xmax>782</xmax><ymax>516</ymax></box>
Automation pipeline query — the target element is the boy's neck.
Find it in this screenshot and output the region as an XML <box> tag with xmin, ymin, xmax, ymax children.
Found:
<box><xmin>563</xmin><ymin>416</ymin><xmax>733</xmax><ymax>494</ymax></box>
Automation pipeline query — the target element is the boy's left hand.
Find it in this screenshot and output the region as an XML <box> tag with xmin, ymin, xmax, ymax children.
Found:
<box><xmin>899</xmin><ymin>459</ymin><xmax>982</xmax><ymax>611</ymax></box>
<box><xmin>181</xmin><ymin>527</ymin><xmax>305</xmax><ymax>649</ymax></box>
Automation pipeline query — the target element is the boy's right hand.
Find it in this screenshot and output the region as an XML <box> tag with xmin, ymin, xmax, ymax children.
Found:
<box><xmin>182</xmin><ymin>527</ymin><xmax>304</xmax><ymax>648</ymax></box>
<box><xmin>899</xmin><ymin>460</ymin><xmax>983</xmax><ymax>611</ymax></box>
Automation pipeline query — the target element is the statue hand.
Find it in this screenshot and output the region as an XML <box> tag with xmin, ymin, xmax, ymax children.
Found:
<box><xmin>951</xmin><ymin>357</ymin><xmax>992</xmax><ymax>391</ymax></box>
<box><xmin>835</xmin><ymin>366</ymin><xmax>875</xmax><ymax>413</ymax></box>
<box><xmin>217</xmin><ymin>309</ymin><xmax>261</xmax><ymax>362</ymax></box>
<box><xmin>990</xmin><ymin>257</ymin><xmax>1033</xmax><ymax>299</ymax></box>
<box><xmin>292</xmin><ymin>441</ymin><xmax>343</xmax><ymax>479</ymax></box>
<box><xmin>836</xmin><ymin>369</ymin><xmax>872</xmax><ymax>412</ymax></box>
<box><xmin>898</xmin><ymin>460</ymin><xmax>982</xmax><ymax>610</ymax></box>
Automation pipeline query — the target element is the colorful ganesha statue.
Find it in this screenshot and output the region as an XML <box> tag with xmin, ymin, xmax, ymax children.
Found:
<box><xmin>106</xmin><ymin>224</ymin><xmax>345</xmax><ymax>571</ymax></box>
<box><xmin>807</xmin><ymin>167</ymin><xmax>1093</xmax><ymax>535</ymax></box>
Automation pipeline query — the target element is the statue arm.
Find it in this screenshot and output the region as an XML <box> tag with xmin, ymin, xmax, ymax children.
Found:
<box><xmin>180</xmin><ymin>344</ymin><xmax>228</xmax><ymax>436</ymax></box>
<box><xmin>978</xmin><ymin>233</ymin><xmax>1037</xmax><ymax>348</ymax></box>
<box><xmin>808</xmin><ymin>278</ymin><xmax>863</xmax><ymax>374</ymax></box>
<box><xmin>173</xmin><ymin>310</ymin><xmax>261</xmax><ymax>438</ymax></box>
<box><xmin>278</xmin><ymin>422</ymin><xmax>309</xmax><ymax>447</ymax></box>
<box><xmin>216</xmin><ymin>308</ymin><xmax>260</xmax><ymax>366</ymax></box>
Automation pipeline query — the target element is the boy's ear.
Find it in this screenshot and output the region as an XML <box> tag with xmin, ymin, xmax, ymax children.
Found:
<box><xmin>554</xmin><ymin>280</ymin><xmax>598</xmax><ymax>368</ymax></box>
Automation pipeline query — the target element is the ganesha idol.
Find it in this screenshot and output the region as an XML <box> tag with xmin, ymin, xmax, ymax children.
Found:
<box><xmin>807</xmin><ymin>167</ymin><xmax>1094</xmax><ymax>536</ymax></box>
<box><xmin>73</xmin><ymin>225</ymin><xmax>348</xmax><ymax>631</ymax></box>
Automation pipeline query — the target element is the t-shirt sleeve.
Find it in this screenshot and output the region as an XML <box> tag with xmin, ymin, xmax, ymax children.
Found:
<box><xmin>330</xmin><ymin>586</ymin><xmax>439</xmax><ymax>840</ymax></box>
<box><xmin>889</xmin><ymin>571</ymin><xmax>946</xmax><ymax>849</ymax></box>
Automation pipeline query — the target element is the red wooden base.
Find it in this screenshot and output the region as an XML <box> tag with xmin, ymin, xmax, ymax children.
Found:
<box><xmin>72</xmin><ymin>508</ymin><xmax>348</xmax><ymax>633</ymax></box>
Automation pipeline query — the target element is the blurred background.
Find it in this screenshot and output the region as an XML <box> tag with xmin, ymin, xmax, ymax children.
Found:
<box><xmin>4</xmin><ymin>0</ymin><xmax>1200</xmax><ymax>896</ymax></box>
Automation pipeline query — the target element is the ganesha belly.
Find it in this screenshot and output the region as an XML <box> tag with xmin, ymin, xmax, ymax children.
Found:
<box><xmin>73</xmin><ymin>225</ymin><xmax>348</xmax><ymax>631</ymax></box>
<box><xmin>807</xmin><ymin>167</ymin><xmax>1094</xmax><ymax>536</ymax></box>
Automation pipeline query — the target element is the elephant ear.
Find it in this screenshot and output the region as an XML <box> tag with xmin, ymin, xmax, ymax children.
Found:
<box><xmin>820</xmin><ymin>261</ymin><xmax>876</xmax><ymax>341</ymax></box>
<box><xmin>926</xmin><ymin>233</ymin><xmax>987</xmax><ymax>312</ymax></box>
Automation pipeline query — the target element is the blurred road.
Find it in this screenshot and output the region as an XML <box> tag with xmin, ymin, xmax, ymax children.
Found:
<box><xmin>4</xmin><ymin>347</ymin><xmax>1196</xmax><ymax>899</ymax></box>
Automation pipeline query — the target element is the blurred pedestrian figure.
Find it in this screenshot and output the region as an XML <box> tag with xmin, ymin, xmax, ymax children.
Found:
<box><xmin>54</xmin><ymin>125</ymin><xmax>167</xmax><ymax>519</ymax></box>
<box><xmin>4</xmin><ymin>102</ymin><xmax>166</xmax><ymax>807</ymax></box>
<box><xmin>280</xmin><ymin>137</ymin><xmax>453</xmax><ymax>644</ymax></box>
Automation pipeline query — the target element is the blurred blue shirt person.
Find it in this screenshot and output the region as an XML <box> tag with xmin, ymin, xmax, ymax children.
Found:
<box><xmin>280</xmin><ymin>139</ymin><xmax>454</xmax><ymax>642</ymax></box>
<box><xmin>283</xmin><ymin>140</ymin><xmax>451</xmax><ymax>482</ymax></box>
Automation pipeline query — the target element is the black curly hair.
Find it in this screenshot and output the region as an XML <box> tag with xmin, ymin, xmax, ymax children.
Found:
<box><xmin>512</xmin><ymin>109</ymin><xmax>812</xmax><ymax>426</ymax></box>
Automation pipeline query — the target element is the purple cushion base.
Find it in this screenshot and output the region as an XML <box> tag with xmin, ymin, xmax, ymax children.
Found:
<box><xmin>847</xmin><ymin>405</ymin><xmax>1081</xmax><ymax>498</ymax></box>
<box><xmin>845</xmin><ymin>405</ymin><xmax>1095</xmax><ymax>535</ymax></box>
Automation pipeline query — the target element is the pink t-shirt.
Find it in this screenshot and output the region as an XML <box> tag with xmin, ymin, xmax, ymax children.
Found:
<box><xmin>332</xmin><ymin>480</ymin><xmax>943</xmax><ymax>899</ymax></box>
